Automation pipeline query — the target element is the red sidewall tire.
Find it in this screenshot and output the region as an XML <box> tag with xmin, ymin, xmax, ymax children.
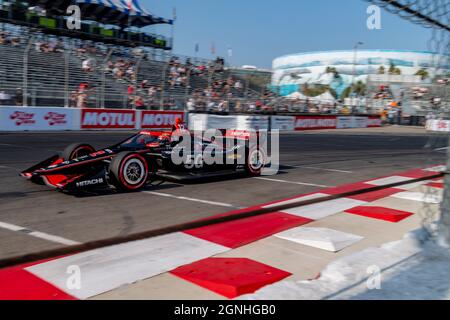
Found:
<box><xmin>110</xmin><ymin>152</ymin><xmax>149</xmax><ymax>191</ymax></box>
<box><xmin>63</xmin><ymin>143</ymin><xmax>95</xmax><ymax>161</ymax></box>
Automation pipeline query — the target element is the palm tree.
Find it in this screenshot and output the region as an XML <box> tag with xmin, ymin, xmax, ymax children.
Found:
<box><xmin>378</xmin><ymin>66</ymin><xmax>385</xmax><ymax>74</ymax></box>
<box><xmin>326</xmin><ymin>66</ymin><xmax>340</xmax><ymax>78</ymax></box>
<box><xmin>415</xmin><ymin>68</ymin><xmax>429</xmax><ymax>80</ymax></box>
<box><xmin>388</xmin><ymin>63</ymin><xmax>401</xmax><ymax>75</ymax></box>
<box><xmin>341</xmin><ymin>81</ymin><xmax>366</xmax><ymax>99</ymax></box>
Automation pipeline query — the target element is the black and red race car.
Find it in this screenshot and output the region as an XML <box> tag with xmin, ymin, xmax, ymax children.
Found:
<box><xmin>20</xmin><ymin>129</ymin><xmax>267</xmax><ymax>193</ymax></box>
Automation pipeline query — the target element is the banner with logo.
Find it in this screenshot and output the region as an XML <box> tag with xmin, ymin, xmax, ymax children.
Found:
<box><xmin>337</xmin><ymin>116</ymin><xmax>369</xmax><ymax>129</ymax></box>
<box><xmin>188</xmin><ymin>114</ymin><xmax>238</xmax><ymax>130</ymax></box>
<box><xmin>426</xmin><ymin>119</ymin><xmax>450</xmax><ymax>132</ymax></box>
<box><xmin>237</xmin><ymin>115</ymin><xmax>269</xmax><ymax>130</ymax></box>
<box><xmin>295</xmin><ymin>116</ymin><xmax>337</xmax><ymax>131</ymax></box>
<box><xmin>0</xmin><ymin>107</ymin><xmax>78</xmax><ymax>131</ymax></box>
<box><xmin>81</xmin><ymin>108</ymin><xmax>137</xmax><ymax>129</ymax></box>
<box><xmin>140</xmin><ymin>111</ymin><xmax>184</xmax><ymax>129</ymax></box>
<box><xmin>367</xmin><ymin>116</ymin><xmax>382</xmax><ymax>128</ymax></box>
<box><xmin>271</xmin><ymin>116</ymin><xmax>296</xmax><ymax>131</ymax></box>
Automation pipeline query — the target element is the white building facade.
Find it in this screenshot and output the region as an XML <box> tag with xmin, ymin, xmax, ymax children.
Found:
<box><xmin>272</xmin><ymin>50</ymin><xmax>449</xmax><ymax>97</ymax></box>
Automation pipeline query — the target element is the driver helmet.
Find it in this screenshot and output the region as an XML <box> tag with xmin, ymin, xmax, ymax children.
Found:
<box><xmin>173</xmin><ymin>118</ymin><xmax>186</xmax><ymax>131</ymax></box>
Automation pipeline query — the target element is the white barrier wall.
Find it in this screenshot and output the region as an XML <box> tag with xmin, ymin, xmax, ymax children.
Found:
<box><xmin>0</xmin><ymin>107</ymin><xmax>185</xmax><ymax>131</ymax></box>
<box><xmin>0</xmin><ymin>106</ymin><xmax>80</xmax><ymax>131</ymax></box>
<box><xmin>0</xmin><ymin>107</ymin><xmax>382</xmax><ymax>132</ymax></box>
<box><xmin>192</xmin><ymin>114</ymin><xmax>382</xmax><ymax>131</ymax></box>
<box><xmin>426</xmin><ymin>119</ymin><xmax>450</xmax><ymax>132</ymax></box>
<box><xmin>271</xmin><ymin>116</ymin><xmax>296</xmax><ymax>131</ymax></box>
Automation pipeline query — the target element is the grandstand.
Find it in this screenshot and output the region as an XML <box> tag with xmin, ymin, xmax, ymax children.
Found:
<box><xmin>0</xmin><ymin>0</ymin><xmax>275</xmax><ymax>112</ymax></box>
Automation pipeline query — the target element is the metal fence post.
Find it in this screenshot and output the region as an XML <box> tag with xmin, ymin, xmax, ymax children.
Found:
<box><xmin>101</xmin><ymin>48</ymin><xmax>113</xmax><ymax>109</ymax></box>
<box><xmin>64</xmin><ymin>50</ymin><xmax>69</xmax><ymax>107</ymax></box>
<box><xmin>438</xmin><ymin>134</ymin><xmax>450</xmax><ymax>247</ymax></box>
<box><xmin>184</xmin><ymin>67</ymin><xmax>191</xmax><ymax>108</ymax></box>
<box><xmin>160</xmin><ymin>58</ymin><xmax>169</xmax><ymax>111</ymax></box>
<box><xmin>22</xmin><ymin>36</ymin><xmax>34</xmax><ymax>107</ymax></box>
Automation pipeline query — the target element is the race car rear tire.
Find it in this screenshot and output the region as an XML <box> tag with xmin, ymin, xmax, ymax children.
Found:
<box><xmin>62</xmin><ymin>143</ymin><xmax>95</xmax><ymax>161</ymax></box>
<box><xmin>109</xmin><ymin>152</ymin><xmax>149</xmax><ymax>192</ymax></box>
<box><xmin>245</xmin><ymin>146</ymin><xmax>266</xmax><ymax>176</ymax></box>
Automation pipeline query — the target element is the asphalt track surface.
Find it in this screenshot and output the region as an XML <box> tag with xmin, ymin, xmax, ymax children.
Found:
<box><xmin>0</xmin><ymin>126</ymin><xmax>447</xmax><ymax>260</ymax></box>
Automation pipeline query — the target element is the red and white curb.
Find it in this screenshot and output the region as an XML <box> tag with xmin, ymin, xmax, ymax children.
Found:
<box><xmin>0</xmin><ymin>165</ymin><xmax>445</xmax><ymax>300</ymax></box>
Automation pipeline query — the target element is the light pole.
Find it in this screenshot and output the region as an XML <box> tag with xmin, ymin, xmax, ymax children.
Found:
<box><xmin>350</xmin><ymin>42</ymin><xmax>364</xmax><ymax>100</ymax></box>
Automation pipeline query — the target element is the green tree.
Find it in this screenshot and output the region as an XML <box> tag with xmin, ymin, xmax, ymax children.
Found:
<box><xmin>378</xmin><ymin>66</ymin><xmax>386</xmax><ymax>74</ymax></box>
<box><xmin>325</xmin><ymin>66</ymin><xmax>340</xmax><ymax>79</ymax></box>
<box><xmin>341</xmin><ymin>81</ymin><xmax>367</xmax><ymax>99</ymax></box>
<box><xmin>388</xmin><ymin>63</ymin><xmax>401</xmax><ymax>75</ymax></box>
<box><xmin>415</xmin><ymin>68</ymin><xmax>429</xmax><ymax>80</ymax></box>
<box><xmin>302</xmin><ymin>85</ymin><xmax>337</xmax><ymax>98</ymax></box>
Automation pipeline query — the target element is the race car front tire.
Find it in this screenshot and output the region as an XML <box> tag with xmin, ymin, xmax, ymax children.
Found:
<box><xmin>245</xmin><ymin>146</ymin><xmax>266</xmax><ymax>176</ymax></box>
<box><xmin>62</xmin><ymin>143</ymin><xmax>95</xmax><ymax>161</ymax></box>
<box><xmin>109</xmin><ymin>152</ymin><xmax>149</xmax><ymax>191</ymax></box>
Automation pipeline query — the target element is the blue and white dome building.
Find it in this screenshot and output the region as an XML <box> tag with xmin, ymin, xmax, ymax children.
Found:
<box><xmin>272</xmin><ymin>50</ymin><xmax>449</xmax><ymax>97</ymax></box>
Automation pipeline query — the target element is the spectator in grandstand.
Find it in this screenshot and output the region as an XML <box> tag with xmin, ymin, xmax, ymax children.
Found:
<box><xmin>234</xmin><ymin>80</ymin><xmax>243</xmax><ymax>91</ymax></box>
<box><xmin>0</xmin><ymin>91</ymin><xmax>11</xmax><ymax>106</ymax></box>
<box><xmin>79</xmin><ymin>83</ymin><xmax>89</xmax><ymax>93</ymax></box>
<box><xmin>34</xmin><ymin>40</ymin><xmax>43</xmax><ymax>52</ymax></box>
<box><xmin>231</xmin><ymin>101</ymin><xmax>239</xmax><ymax>113</ymax></box>
<box><xmin>186</xmin><ymin>98</ymin><xmax>196</xmax><ymax>112</ymax></box>
<box><xmin>141</xmin><ymin>80</ymin><xmax>149</xmax><ymax>89</ymax></box>
<box><xmin>0</xmin><ymin>32</ymin><xmax>6</xmax><ymax>45</ymax></box>
<box><xmin>82</xmin><ymin>58</ymin><xmax>94</xmax><ymax>72</ymax></box>
<box><xmin>76</xmin><ymin>92</ymin><xmax>88</xmax><ymax>108</ymax></box>
<box><xmin>147</xmin><ymin>86</ymin><xmax>156</xmax><ymax>97</ymax></box>
<box><xmin>69</xmin><ymin>91</ymin><xmax>78</xmax><ymax>108</ymax></box>
<box><xmin>134</xmin><ymin>96</ymin><xmax>145</xmax><ymax>110</ymax></box>
<box><xmin>15</xmin><ymin>88</ymin><xmax>23</xmax><ymax>106</ymax></box>
<box><xmin>126</xmin><ymin>65</ymin><xmax>135</xmax><ymax>80</ymax></box>
<box><xmin>9</xmin><ymin>36</ymin><xmax>20</xmax><ymax>47</ymax></box>
<box><xmin>217</xmin><ymin>100</ymin><xmax>229</xmax><ymax>114</ymax></box>
<box><xmin>105</xmin><ymin>60</ymin><xmax>114</xmax><ymax>73</ymax></box>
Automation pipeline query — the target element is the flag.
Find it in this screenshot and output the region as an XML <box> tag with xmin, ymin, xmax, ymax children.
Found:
<box><xmin>211</xmin><ymin>42</ymin><xmax>216</xmax><ymax>55</ymax></box>
<box><xmin>227</xmin><ymin>46</ymin><xmax>233</xmax><ymax>58</ymax></box>
<box><xmin>127</xmin><ymin>0</ymin><xmax>133</xmax><ymax>31</ymax></box>
<box><xmin>173</xmin><ymin>7</ymin><xmax>177</xmax><ymax>21</ymax></box>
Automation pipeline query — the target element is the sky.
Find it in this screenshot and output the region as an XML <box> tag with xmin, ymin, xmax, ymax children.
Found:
<box><xmin>142</xmin><ymin>0</ymin><xmax>433</xmax><ymax>69</ymax></box>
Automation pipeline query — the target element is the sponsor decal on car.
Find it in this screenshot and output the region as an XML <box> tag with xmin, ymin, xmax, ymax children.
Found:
<box><xmin>76</xmin><ymin>178</ymin><xmax>104</xmax><ymax>188</ymax></box>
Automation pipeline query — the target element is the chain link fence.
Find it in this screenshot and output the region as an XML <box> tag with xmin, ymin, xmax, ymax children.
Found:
<box><xmin>366</xmin><ymin>0</ymin><xmax>450</xmax><ymax>244</ymax></box>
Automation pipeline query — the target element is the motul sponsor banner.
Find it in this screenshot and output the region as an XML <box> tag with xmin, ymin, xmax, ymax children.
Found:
<box><xmin>271</xmin><ymin>116</ymin><xmax>296</xmax><ymax>131</ymax></box>
<box><xmin>426</xmin><ymin>119</ymin><xmax>450</xmax><ymax>132</ymax></box>
<box><xmin>0</xmin><ymin>107</ymin><xmax>78</xmax><ymax>131</ymax></box>
<box><xmin>140</xmin><ymin>111</ymin><xmax>184</xmax><ymax>129</ymax></box>
<box><xmin>81</xmin><ymin>109</ymin><xmax>136</xmax><ymax>129</ymax></box>
<box><xmin>295</xmin><ymin>116</ymin><xmax>337</xmax><ymax>131</ymax></box>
